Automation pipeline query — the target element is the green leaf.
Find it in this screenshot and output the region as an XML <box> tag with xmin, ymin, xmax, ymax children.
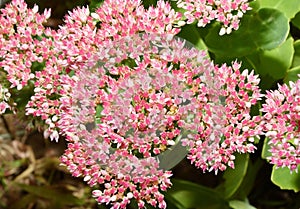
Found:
<box><xmin>164</xmin><ymin>192</ymin><xmax>186</xmax><ymax>209</ymax></box>
<box><xmin>157</xmin><ymin>135</ymin><xmax>189</xmax><ymax>170</ymax></box>
<box><xmin>177</xmin><ymin>23</ymin><xmax>207</xmax><ymax>51</ymax></box>
<box><xmin>251</xmin><ymin>9</ymin><xmax>289</xmax><ymax>51</ymax></box>
<box><xmin>89</xmin><ymin>0</ymin><xmax>104</xmax><ymax>12</ymax></box>
<box><xmin>205</xmin><ymin>9</ymin><xmax>289</xmax><ymax>57</ymax></box>
<box><xmin>257</xmin><ymin>0</ymin><xmax>300</xmax><ymax>19</ymax></box>
<box><xmin>271</xmin><ymin>165</ymin><xmax>300</xmax><ymax>192</ymax></box>
<box><xmin>284</xmin><ymin>66</ymin><xmax>300</xmax><ymax>83</ymax></box>
<box><xmin>292</xmin><ymin>12</ymin><xmax>300</xmax><ymax>29</ymax></box>
<box><xmin>142</xmin><ymin>0</ymin><xmax>157</xmax><ymax>8</ymax></box>
<box><xmin>232</xmin><ymin>159</ymin><xmax>264</xmax><ymax>199</ymax></box>
<box><xmin>291</xmin><ymin>40</ymin><xmax>300</xmax><ymax>68</ymax></box>
<box><xmin>249</xmin><ymin>37</ymin><xmax>294</xmax><ymax>80</ymax></box>
<box><xmin>216</xmin><ymin>154</ymin><xmax>249</xmax><ymax>199</ymax></box>
<box><xmin>168</xmin><ymin>179</ymin><xmax>229</xmax><ymax>209</ymax></box>
<box><xmin>95</xmin><ymin>104</ymin><xmax>104</xmax><ymax>124</ymax></box>
<box><xmin>261</xmin><ymin>137</ymin><xmax>272</xmax><ymax>159</ymax></box>
<box><xmin>229</xmin><ymin>199</ymin><xmax>257</xmax><ymax>209</ymax></box>
<box><xmin>205</xmin><ymin>17</ymin><xmax>254</xmax><ymax>57</ymax></box>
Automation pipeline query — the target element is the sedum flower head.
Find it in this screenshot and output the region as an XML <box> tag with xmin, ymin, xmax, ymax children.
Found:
<box><xmin>93</xmin><ymin>0</ymin><xmax>182</xmax><ymax>39</ymax></box>
<box><xmin>261</xmin><ymin>80</ymin><xmax>300</xmax><ymax>171</ymax></box>
<box><xmin>0</xmin><ymin>0</ymin><xmax>62</xmax><ymax>140</ymax></box>
<box><xmin>176</xmin><ymin>0</ymin><xmax>251</xmax><ymax>35</ymax></box>
<box><xmin>58</xmin><ymin>30</ymin><xmax>263</xmax><ymax>207</ymax></box>
<box><xmin>0</xmin><ymin>0</ymin><xmax>182</xmax><ymax>141</ymax></box>
<box><xmin>59</xmin><ymin>34</ymin><xmax>197</xmax><ymax>208</ymax></box>
<box><xmin>0</xmin><ymin>0</ymin><xmax>51</xmax><ymax>90</ymax></box>
<box><xmin>181</xmin><ymin>61</ymin><xmax>263</xmax><ymax>172</ymax></box>
<box><xmin>0</xmin><ymin>0</ymin><xmax>264</xmax><ymax>207</ymax></box>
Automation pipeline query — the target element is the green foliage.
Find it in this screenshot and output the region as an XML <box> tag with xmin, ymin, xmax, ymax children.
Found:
<box><xmin>271</xmin><ymin>165</ymin><xmax>300</xmax><ymax>192</ymax></box>
<box><xmin>143</xmin><ymin>0</ymin><xmax>157</xmax><ymax>8</ymax></box>
<box><xmin>257</xmin><ymin>0</ymin><xmax>300</xmax><ymax>19</ymax></box>
<box><xmin>247</xmin><ymin>37</ymin><xmax>294</xmax><ymax>80</ymax></box>
<box><xmin>261</xmin><ymin>137</ymin><xmax>272</xmax><ymax>159</ymax></box>
<box><xmin>166</xmin><ymin>179</ymin><xmax>229</xmax><ymax>209</ymax></box>
<box><xmin>95</xmin><ymin>104</ymin><xmax>104</xmax><ymax>124</ymax></box>
<box><xmin>292</xmin><ymin>12</ymin><xmax>300</xmax><ymax>29</ymax></box>
<box><xmin>291</xmin><ymin>40</ymin><xmax>300</xmax><ymax>68</ymax></box>
<box><xmin>284</xmin><ymin>40</ymin><xmax>300</xmax><ymax>83</ymax></box>
<box><xmin>205</xmin><ymin>8</ymin><xmax>289</xmax><ymax>57</ymax></box>
<box><xmin>157</xmin><ymin>135</ymin><xmax>189</xmax><ymax>170</ymax></box>
<box><xmin>285</xmin><ymin>66</ymin><xmax>300</xmax><ymax>83</ymax></box>
<box><xmin>229</xmin><ymin>199</ymin><xmax>257</xmax><ymax>209</ymax></box>
<box><xmin>216</xmin><ymin>154</ymin><xmax>249</xmax><ymax>199</ymax></box>
<box><xmin>88</xmin><ymin>0</ymin><xmax>104</xmax><ymax>12</ymax></box>
<box><xmin>231</xmin><ymin>158</ymin><xmax>264</xmax><ymax>200</ymax></box>
<box><xmin>177</xmin><ymin>23</ymin><xmax>207</xmax><ymax>51</ymax></box>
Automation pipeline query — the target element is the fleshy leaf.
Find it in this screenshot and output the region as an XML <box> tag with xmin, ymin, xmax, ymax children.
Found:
<box><xmin>271</xmin><ymin>165</ymin><xmax>300</xmax><ymax>192</ymax></box>
<box><xmin>216</xmin><ymin>154</ymin><xmax>249</xmax><ymax>199</ymax></box>
<box><xmin>291</xmin><ymin>40</ymin><xmax>300</xmax><ymax>68</ymax></box>
<box><xmin>89</xmin><ymin>0</ymin><xmax>104</xmax><ymax>12</ymax></box>
<box><xmin>205</xmin><ymin>9</ymin><xmax>289</xmax><ymax>57</ymax></box>
<box><xmin>261</xmin><ymin>137</ymin><xmax>272</xmax><ymax>159</ymax></box>
<box><xmin>230</xmin><ymin>159</ymin><xmax>264</xmax><ymax>200</ymax></box>
<box><xmin>284</xmin><ymin>66</ymin><xmax>300</xmax><ymax>83</ymax></box>
<box><xmin>229</xmin><ymin>199</ymin><xmax>257</xmax><ymax>209</ymax></box>
<box><xmin>157</xmin><ymin>135</ymin><xmax>189</xmax><ymax>170</ymax></box>
<box><xmin>167</xmin><ymin>179</ymin><xmax>229</xmax><ymax>209</ymax></box>
<box><xmin>257</xmin><ymin>0</ymin><xmax>300</xmax><ymax>19</ymax></box>
<box><xmin>248</xmin><ymin>37</ymin><xmax>294</xmax><ymax>79</ymax></box>
<box><xmin>292</xmin><ymin>12</ymin><xmax>300</xmax><ymax>29</ymax></box>
<box><xmin>177</xmin><ymin>23</ymin><xmax>207</xmax><ymax>51</ymax></box>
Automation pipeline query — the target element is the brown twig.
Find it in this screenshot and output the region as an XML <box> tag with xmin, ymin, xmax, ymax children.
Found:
<box><xmin>1</xmin><ymin>115</ymin><xmax>14</xmax><ymax>139</ymax></box>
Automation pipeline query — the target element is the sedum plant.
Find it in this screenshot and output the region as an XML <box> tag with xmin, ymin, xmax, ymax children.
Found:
<box><xmin>0</xmin><ymin>0</ymin><xmax>300</xmax><ymax>208</ymax></box>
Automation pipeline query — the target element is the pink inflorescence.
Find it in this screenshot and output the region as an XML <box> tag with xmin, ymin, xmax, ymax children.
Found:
<box><xmin>0</xmin><ymin>0</ymin><xmax>62</xmax><ymax>140</ymax></box>
<box><xmin>0</xmin><ymin>0</ymin><xmax>265</xmax><ymax>208</ymax></box>
<box><xmin>0</xmin><ymin>0</ymin><xmax>183</xmax><ymax>141</ymax></box>
<box><xmin>59</xmin><ymin>33</ymin><xmax>200</xmax><ymax>208</ymax></box>
<box><xmin>59</xmin><ymin>30</ymin><xmax>263</xmax><ymax>207</ymax></box>
<box><xmin>261</xmin><ymin>80</ymin><xmax>300</xmax><ymax>171</ymax></box>
<box><xmin>180</xmin><ymin>61</ymin><xmax>263</xmax><ymax>172</ymax></box>
<box><xmin>176</xmin><ymin>0</ymin><xmax>251</xmax><ymax>35</ymax></box>
<box><xmin>0</xmin><ymin>0</ymin><xmax>51</xmax><ymax>90</ymax></box>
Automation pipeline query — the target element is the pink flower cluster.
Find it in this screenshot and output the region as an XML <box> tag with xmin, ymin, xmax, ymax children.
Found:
<box><xmin>0</xmin><ymin>0</ymin><xmax>51</xmax><ymax>89</ymax></box>
<box><xmin>0</xmin><ymin>0</ymin><xmax>184</xmax><ymax>208</ymax></box>
<box><xmin>58</xmin><ymin>34</ymin><xmax>201</xmax><ymax>208</ymax></box>
<box><xmin>0</xmin><ymin>0</ymin><xmax>183</xmax><ymax>141</ymax></box>
<box><xmin>261</xmin><ymin>81</ymin><xmax>300</xmax><ymax>171</ymax></box>
<box><xmin>176</xmin><ymin>0</ymin><xmax>251</xmax><ymax>35</ymax></box>
<box><xmin>59</xmin><ymin>61</ymin><xmax>175</xmax><ymax>208</ymax></box>
<box><xmin>57</xmin><ymin>30</ymin><xmax>263</xmax><ymax>208</ymax></box>
<box><xmin>0</xmin><ymin>0</ymin><xmax>64</xmax><ymax>139</ymax></box>
<box><xmin>180</xmin><ymin>61</ymin><xmax>263</xmax><ymax>172</ymax></box>
<box><xmin>1</xmin><ymin>0</ymin><xmax>298</xmax><ymax>208</ymax></box>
